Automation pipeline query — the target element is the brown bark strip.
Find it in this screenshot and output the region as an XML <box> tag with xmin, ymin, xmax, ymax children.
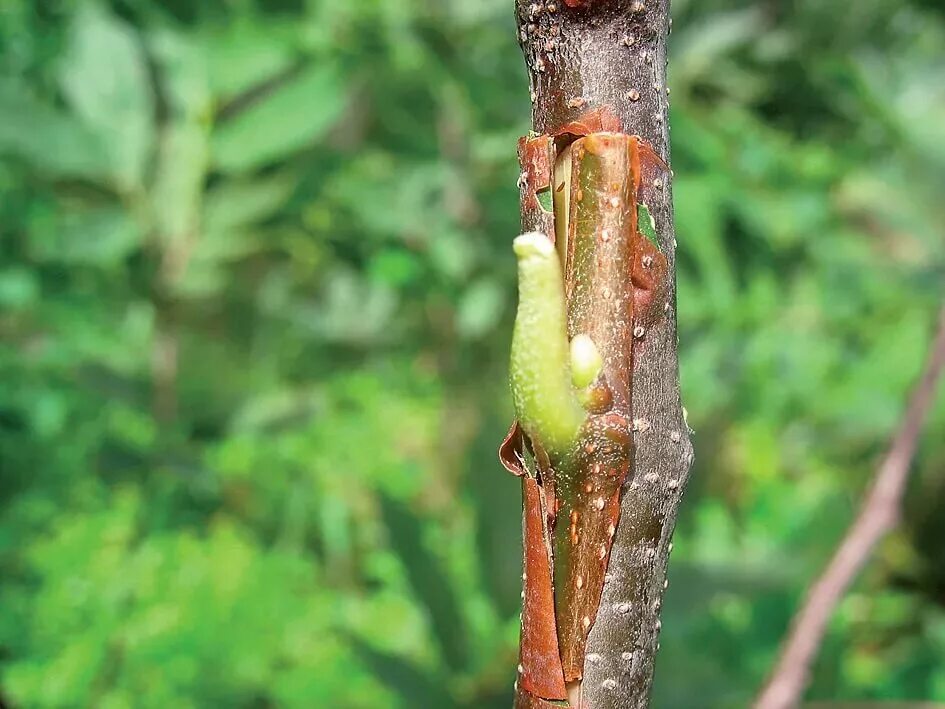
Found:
<box><xmin>755</xmin><ymin>304</ymin><xmax>945</xmax><ymax>709</ymax></box>
<box><xmin>555</xmin><ymin>414</ymin><xmax>630</xmax><ymax>680</ymax></box>
<box><xmin>518</xmin><ymin>135</ymin><xmax>557</xmax><ymax>239</ymax></box>
<box><xmin>564</xmin><ymin>134</ymin><xmax>637</xmax><ymax>407</ymax></box>
<box><xmin>520</xmin><ymin>476</ymin><xmax>569</xmax><ymax>701</ymax></box>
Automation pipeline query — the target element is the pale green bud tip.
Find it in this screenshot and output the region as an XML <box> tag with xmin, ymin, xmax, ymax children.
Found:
<box><xmin>570</xmin><ymin>333</ymin><xmax>603</xmax><ymax>389</ymax></box>
<box><xmin>513</xmin><ymin>232</ymin><xmax>555</xmax><ymax>260</ymax></box>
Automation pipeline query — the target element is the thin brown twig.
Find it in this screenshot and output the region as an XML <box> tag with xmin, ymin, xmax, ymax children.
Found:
<box><xmin>755</xmin><ymin>303</ymin><xmax>945</xmax><ymax>709</ymax></box>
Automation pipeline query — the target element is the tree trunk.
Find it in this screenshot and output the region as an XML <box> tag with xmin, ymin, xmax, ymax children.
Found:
<box><xmin>507</xmin><ymin>2</ymin><xmax>692</xmax><ymax>708</ymax></box>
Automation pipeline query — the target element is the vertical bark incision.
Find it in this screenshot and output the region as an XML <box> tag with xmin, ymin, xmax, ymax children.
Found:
<box><xmin>507</xmin><ymin>1</ymin><xmax>692</xmax><ymax>708</ymax></box>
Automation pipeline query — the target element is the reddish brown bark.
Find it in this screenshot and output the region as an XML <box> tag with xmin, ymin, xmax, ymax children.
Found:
<box><xmin>520</xmin><ymin>477</ymin><xmax>569</xmax><ymax>700</ymax></box>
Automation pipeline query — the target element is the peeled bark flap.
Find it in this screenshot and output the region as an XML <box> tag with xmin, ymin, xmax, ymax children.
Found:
<box><xmin>514</xmin><ymin>687</ymin><xmax>570</xmax><ymax>709</ymax></box>
<box><xmin>518</xmin><ymin>135</ymin><xmax>557</xmax><ymax>239</ymax></box>
<box><xmin>519</xmin><ymin>476</ymin><xmax>568</xmax><ymax>701</ymax></box>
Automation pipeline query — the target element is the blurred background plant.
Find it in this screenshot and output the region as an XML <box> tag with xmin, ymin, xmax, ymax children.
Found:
<box><xmin>0</xmin><ymin>0</ymin><xmax>943</xmax><ymax>707</ymax></box>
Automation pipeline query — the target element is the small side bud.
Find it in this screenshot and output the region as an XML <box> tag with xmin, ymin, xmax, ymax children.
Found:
<box><xmin>570</xmin><ymin>334</ymin><xmax>602</xmax><ymax>389</ymax></box>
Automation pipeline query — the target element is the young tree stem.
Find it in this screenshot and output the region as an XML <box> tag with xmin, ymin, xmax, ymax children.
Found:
<box><xmin>513</xmin><ymin>2</ymin><xmax>692</xmax><ymax>707</ymax></box>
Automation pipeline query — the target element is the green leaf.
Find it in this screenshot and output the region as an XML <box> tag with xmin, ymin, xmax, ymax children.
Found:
<box><xmin>456</xmin><ymin>278</ymin><xmax>504</xmax><ymax>339</ymax></box>
<box><xmin>369</xmin><ymin>249</ymin><xmax>422</xmax><ymax>288</ymax></box>
<box><xmin>0</xmin><ymin>81</ymin><xmax>110</xmax><ymax>180</ymax></box>
<box><xmin>173</xmin><ymin>228</ymin><xmax>263</xmax><ymax>299</ymax></box>
<box><xmin>673</xmin><ymin>175</ymin><xmax>736</xmax><ymax>311</ymax></box>
<box><xmin>305</xmin><ymin>270</ymin><xmax>398</xmax><ymax>344</ymax></box>
<box><xmin>203</xmin><ymin>172</ymin><xmax>298</xmax><ymax>234</ymax></box>
<box><xmin>29</xmin><ymin>205</ymin><xmax>141</xmax><ymax>266</ymax></box>
<box><xmin>0</xmin><ymin>268</ymin><xmax>39</xmax><ymax>309</ymax></box>
<box><xmin>211</xmin><ymin>65</ymin><xmax>345</xmax><ymax>173</ymax></box>
<box><xmin>60</xmin><ymin>4</ymin><xmax>154</xmax><ymax>191</ymax></box>
<box><xmin>150</xmin><ymin>27</ymin><xmax>212</xmax><ymax>122</ymax></box>
<box><xmin>202</xmin><ymin>23</ymin><xmax>297</xmax><ymax>102</ymax></box>
<box><xmin>428</xmin><ymin>227</ymin><xmax>476</xmax><ymax>280</ymax></box>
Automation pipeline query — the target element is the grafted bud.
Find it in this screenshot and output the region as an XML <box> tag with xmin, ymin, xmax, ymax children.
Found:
<box><xmin>510</xmin><ymin>233</ymin><xmax>586</xmax><ymax>458</ymax></box>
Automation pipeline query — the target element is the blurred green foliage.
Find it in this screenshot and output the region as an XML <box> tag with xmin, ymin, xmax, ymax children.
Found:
<box><xmin>1</xmin><ymin>0</ymin><xmax>943</xmax><ymax>707</ymax></box>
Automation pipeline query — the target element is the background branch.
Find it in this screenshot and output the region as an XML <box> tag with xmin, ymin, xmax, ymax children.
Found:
<box><xmin>755</xmin><ymin>304</ymin><xmax>945</xmax><ymax>709</ymax></box>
